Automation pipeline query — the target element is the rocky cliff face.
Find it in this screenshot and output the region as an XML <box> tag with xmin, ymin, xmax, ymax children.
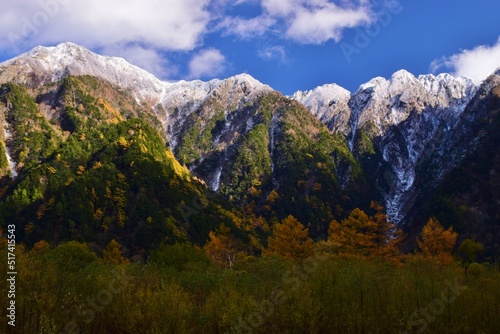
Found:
<box><xmin>293</xmin><ymin>69</ymin><xmax>479</xmax><ymax>224</ymax></box>
<box><xmin>291</xmin><ymin>83</ymin><xmax>351</xmax><ymax>135</ymax></box>
<box><xmin>0</xmin><ymin>43</ymin><xmax>274</xmax><ymax>189</ymax></box>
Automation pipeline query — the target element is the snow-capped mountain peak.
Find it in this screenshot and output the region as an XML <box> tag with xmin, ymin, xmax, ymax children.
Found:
<box><xmin>358</xmin><ymin>76</ymin><xmax>387</xmax><ymax>91</ymax></box>
<box><xmin>291</xmin><ymin>68</ymin><xmax>480</xmax><ymax>224</ymax></box>
<box><xmin>390</xmin><ymin>69</ymin><xmax>416</xmax><ymax>81</ymax></box>
<box><xmin>291</xmin><ymin>83</ymin><xmax>352</xmax><ymax>134</ymax></box>
<box><xmin>0</xmin><ymin>43</ymin><xmax>272</xmax><ymax>147</ymax></box>
<box><xmin>0</xmin><ymin>42</ymin><xmax>166</xmax><ymax>101</ymax></box>
<box><xmin>0</xmin><ymin>43</ymin><xmax>272</xmax><ymax>108</ymax></box>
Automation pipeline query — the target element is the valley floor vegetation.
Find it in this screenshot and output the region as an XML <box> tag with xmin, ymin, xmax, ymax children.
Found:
<box><xmin>1</xmin><ymin>214</ymin><xmax>499</xmax><ymax>334</ymax></box>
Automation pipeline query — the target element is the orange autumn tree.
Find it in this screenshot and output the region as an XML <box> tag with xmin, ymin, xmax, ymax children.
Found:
<box><xmin>329</xmin><ymin>208</ymin><xmax>377</xmax><ymax>256</ymax></box>
<box><xmin>266</xmin><ymin>215</ymin><xmax>314</xmax><ymax>259</ymax></box>
<box><xmin>370</xmin><ymin>201</ymin><xmax>404</xmax><ymax>258</ymax></box>
<box><xmin>204</xmin><ymin>224</ymin><xmax>245</xmax><ymax>267</ymax></box>
<box><xmin>417</xmin><ymin>217</ymin><xmax>457</xmax><ymax>264</ymax></box>
<box><xmin>325</xmin><ymin>203</ymin><xmax>403</xmax><ymax>258</ymax></box>
<box><xmin>103</xmin><ymin>239</ymin><xmax>128</xmax><ymax>265</ymax></box>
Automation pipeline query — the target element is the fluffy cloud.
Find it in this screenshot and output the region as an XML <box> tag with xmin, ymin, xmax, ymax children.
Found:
<box><xmin>431</xmin><ymin>37</ymin><xmax>500</xmax><ymax>82</ymax></box>
<box><xmin>187</xmin><ymin>48</ymin><xmax>226</xmax><ymax>79</ymax></box>
<box><xmin>101</xmin><ymin>44</ymin><xmax>175</xmax><ymax>80</ymax></box>
<box><xmin>218</xmin><ymin>15</ymin><xmax>276</xmax><ymax>39</ymax></box>
<box><xmin>221</xmin><ymin>0</ymin><xmax>373</xmax><ymax>44</ymax></box>
<box><xmin>261</xmin><ymin>0</ymin><xmax>296</xmax><ymax>16</ymax></box>
<box><xmin>285</xmin><ymin>4</ymin><xmax>372</xmax><ymax>44</ymax></box>
<box><xmin>1</xmin><ymin>0</ymin><xmax>211</xmax><ymax>52</ymax></box>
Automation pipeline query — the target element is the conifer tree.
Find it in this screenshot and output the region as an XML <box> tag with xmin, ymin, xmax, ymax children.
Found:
<box><xmin>103</xmin><ymin>239</ymin><xmax>128</xmax><ymax>264</ymax></box>
<box><xmin>325</xmin><ymin>204</ymin><xmax>403</xmax><ymax>258</ymax></box>
<box><xmin>204</xmin><ymin>224</ymin><xmax>244</xmax><ymax>267</ymax></box>
<box><xmin>266</xmin><ymin>215</ymin><xmax>313</xmax><ymax>259</ymax></box>
<box><xmin>417</xmin><ymin>217</ymin><xmax>457</xmax><ymax>264</ymax></box>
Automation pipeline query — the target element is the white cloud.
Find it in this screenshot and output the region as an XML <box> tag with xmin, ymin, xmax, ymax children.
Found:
<box><xmin>218</xmin><ymin>15</ymin><xmax>276</xmax><ymax>39</ymax></box>
<box><xmin>261</xmin><ymin>0</ymin><xmax>296</xmax><ymax>16</ymax></box>
<box><xmin>187</xmin><ymin>48</ymin><xmax>226</xmax><ymax>79</ymax></box>
<box><xmin>431</xmin><ymin>37</ymin><xmax>500</xmax><ymax>82</ymax></box>
<box><xmin>286</xmin><ymin>4</ymin><xmax>372</xmax><ymax>44</ymax></box>
<box><xmin>101</xmin><ymin>44</ymin><xmax>175</xmax><ymax>79</ymax></box>
<box><xmin>0</xmin><ymin>0</ymin><xmax>377</xmax><ymax>80</ymax></box>
<box><xmin>258</xmin><ymin>45</ymin><xmax>287</xmax><ymax>63</ymax></box>
<box><xmin>220</xmin><ymin>0</ymin><xmax>373</xmax><ymax>44</ymax></box>
<box><xmin>0</xmin><ymin>0</ymin><xmax>211</xmax><ymax>53</ymax></box>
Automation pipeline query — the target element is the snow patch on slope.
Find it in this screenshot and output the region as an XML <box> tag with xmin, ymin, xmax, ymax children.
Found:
<box><xmin>3</xmin><ymin>128</ymin><xmax>17</xmax><ymax>178</ymax></box>
<box><xmin>294</xmin><ymin>69</ymin><xmax>479</xmax><ymax>224</ymax></box>
<box><xmin>291</xmin><ymin>83</ymin><xmax>351</xmax><ymax>135</ymax></box>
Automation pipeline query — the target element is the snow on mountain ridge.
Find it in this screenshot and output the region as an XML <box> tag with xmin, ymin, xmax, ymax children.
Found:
<box><xmin>0</xmin><ymin>43</ymin><xmax>273</xmax><ymax>150</ymax></box>
<box><xmin>0</xmin><ymin>44</ymin><xmax>485</xmax><ymax>225</ymax></box>
<box><xmin>0</xmin><ymin>43</ymin><xmax>167</xmax><ymax>101</ymax></box>
<box><xmin>292</xmin><ymin>69</ymin><xmax>479</xmax><ymax>224</ymax></box>
<box><xmin>292</xmin><ymin>69</ymin><xmax>477</xmax><ymax>142</ymax></box>
<box><xmin>291</xmin><ymin>83</ymin><xmax>351</xmax><ymax>134</ymax></box>
<box><xmin>351</xmin><ymin>70</ymin><xmax>477</xmax><ymax>224</ymax></box>
<box><xmin>0</xmin><ymin>43</ymin><xmax>271</xmax><ymax>107</ymax></box>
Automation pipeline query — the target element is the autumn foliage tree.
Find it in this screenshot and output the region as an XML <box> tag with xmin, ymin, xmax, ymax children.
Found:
<box><xmin>417</xmin><ymin>217</ymin><xmax>457</xmax><ymax>264</ymax></box>
<box><xmin>266</xmin><ymin>215</ymin><xmax>313</xmax><ymax>259</ymax></box>
<box><xmin>204</xmin><ymin>224</ymin><xmax>245</xmax><ymax>267</ymax></box>
<box><xmin>369</xmin><ymin>201</ymin><xmax>403</xmax><ymax>258</ymax></box>
<box><xmin>324</xmin><ymin>203</ymin><xmax>403</xmax><ymax>258</ymax></box>
<box><xmin>102</xmin><ymin>239</ymin><xmax>128</xmax><ymax>264</ymax></box>
<box><xmin>328</xmin><ymin>208</ymin><xmax>377</xmax><ymax>256</ymax></box>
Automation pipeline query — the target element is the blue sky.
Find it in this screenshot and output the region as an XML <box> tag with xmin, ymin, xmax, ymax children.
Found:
<box><xmin>1</xmin><ymin>0</ymin><xmax>499</xmax><ymax>95</ymax></box>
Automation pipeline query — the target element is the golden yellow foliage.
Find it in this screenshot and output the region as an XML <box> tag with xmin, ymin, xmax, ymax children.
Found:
<box><xmin>94</xmin><ymin>208</ymin><xmax>104</xmax><ymax>221</ymax></box>
<box><xmin>32</xmin><ymin>240</ymin><xmax>51</xmax><ymax>253</ymax></box>
<box><xmin>117</xmin><ymin>136</ymin><xmax>131</xmax><ymax>148</ymax></box>
<box><xmin>98</xmin><ymin>98</ymin><xmax>124</xmax><ymax>124</ymax></box>
<box><xmin>102</xmin><ymin>239</ymin><xmax>128</xmax><ymax>265</ymax></box>
<box><xmin>266</xmin><ymin>215</ymin><xmax>314</xmax><ymax>259</ymax></box>
<box><xmin>417</xmin><ymin>217</ymin><xmax>457</xmax><ymax>264</ymax></box>
<box><xmin>326</xmin><ymin>203</ymin><xmax>403</xmax><ymax>259</ymax></box>
<box><xmin>92</xmin><ymin>161</ymin><xmax>103</xmax><ymax>169</ymax></box>
<box><xmin>165</xmin><ymin>149</ymin><xmax>191</xmax><ymax>179</ymax></box>
<box><xmin>266</xmin><ymin>190</ymin><xmax>280</xmax><ymax>203</ymax></box>
<box><xmin>204</xmin><ymin>224</ymin><xmax>245</xmax><ymax>267</ymax></box>
<box><xmin>76</xmin><ymin>165</ymin><xmax>86</xmax><ymax>175</ymax></box>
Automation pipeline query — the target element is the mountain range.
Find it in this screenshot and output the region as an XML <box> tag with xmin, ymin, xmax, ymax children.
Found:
<box><xmin>1</xmin><ymin>42</ymin><xmax>498</xmax><ymax>257</ymax></box>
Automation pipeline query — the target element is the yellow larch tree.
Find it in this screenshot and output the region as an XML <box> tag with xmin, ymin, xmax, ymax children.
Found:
<box><xmin>266</xmin><ymin>215</ymin><xmax>314</xmax><ymax>259</ymax></box>
<box><xmin>417</xmin><ymin>217</ymin><xmax>457</xmax><ymax>264</ymax></box>
<box><xmin>204</xmin><ymin>224</ymin><xmax>244</xmax><ymax>267</ymax></box>
<box><xmin>325</xmin><ymin>204</ymin><xmax>403</xmax><ymax>258</ymax></box>
<box><xmin>103</xmin><ymin>239</ymin><xmax>128</xmax><ymax>265</ymax></box>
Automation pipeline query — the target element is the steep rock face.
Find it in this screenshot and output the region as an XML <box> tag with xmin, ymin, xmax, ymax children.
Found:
<box><xmin>170</xmin><ymin>75</ymin><xmax>274</xmax><ymax>191</ymax></box>
<box><xmin>404</xmin><ymin>73</ymin><xmax>500</xmax><ymax>255</ymax></box>
<box><xmin>354</xmin><ymin>71</ymin><xmax>476</xmax><ymax>223</ymax></box>
<box><xmin>0</xmin><ymin>43</ymin><xmax>273</xmax><ymax>152</ymax></box>
<box><xmin>349</xmin><ymin>71</ymin><xmax>475</xmax><ymax>136</ymax></box>
<box><xmin>167</xmin><ymin>74</ymin><xmax>272</xmax><ymax>154</ymax></box>
<box><xmin>293</xmin><ymin>69</ymin><xmax>478</xmax><ymax>224</ymax></box>
<box><xmin>291</xmin><ymin>84</ymin><xmax>351</xmax><ymax>135</ymax></box>
<box><xmin>0</xmin><ymin>43</ymin><xmax>165</xmax><ymax>101</ymax></box>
